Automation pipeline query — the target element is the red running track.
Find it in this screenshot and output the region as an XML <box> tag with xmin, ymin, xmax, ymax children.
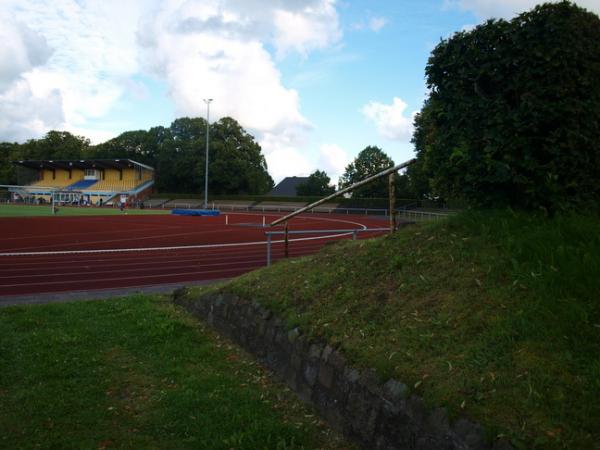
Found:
<box><xmin>0</xmin><ymin>212</ymin><xmax>388</xmax><ymax>297</ymax></box>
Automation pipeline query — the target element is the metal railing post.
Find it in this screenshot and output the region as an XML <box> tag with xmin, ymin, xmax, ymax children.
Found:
<box><xmin>267</xmin><ymin>234</ymin><xmax>272</xmax><ymax>266</ymax></box>
<box><xmin>284</xmin><ymin>221</ymin><xmax>289</xmax><ymax>258</ymax></box>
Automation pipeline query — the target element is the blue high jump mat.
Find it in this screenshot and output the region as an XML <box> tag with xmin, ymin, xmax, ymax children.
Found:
<box><xmin>171</xmin><ymin>209</ymin><xmax>220</xmax><ymax>216</ymax></box>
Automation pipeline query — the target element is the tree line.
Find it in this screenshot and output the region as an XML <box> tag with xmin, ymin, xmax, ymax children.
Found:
<box><xmin>0</xmin><ymin>119</ymin><xmax>421</xmax><ymax>199</ymax></box>
<box><xmin>0</xmin><ymin>117</ymin><xmax>274</xmax><ymax>195</ymax></box>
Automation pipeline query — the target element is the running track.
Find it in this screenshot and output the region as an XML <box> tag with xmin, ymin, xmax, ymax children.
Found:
<box><xmin>0</xmin><ymin>212</ymin><xmax>388</xmax><ymax>297</ymax></box>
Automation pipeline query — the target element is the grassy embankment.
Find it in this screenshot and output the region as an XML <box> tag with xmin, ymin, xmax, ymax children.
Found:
<box><xmin>0</xmin><ymin>204</ymin><xmax>170</xmax><ymax>217</ymax></box>
<box><xmin>0</xmin><ymin>296</ymin><xmax>350</xmax><ymax>449</ymax></box>
<box><xmin>195</xmin><ymin>209</ymin><xmax>599</xmax><ymax>449</ymax></box>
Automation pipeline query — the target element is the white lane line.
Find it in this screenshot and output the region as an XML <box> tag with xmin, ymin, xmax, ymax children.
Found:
<box><xmin>0</xmin><ymin>233</ymin><xmax>358</xmax><ymax>257</ymax></box>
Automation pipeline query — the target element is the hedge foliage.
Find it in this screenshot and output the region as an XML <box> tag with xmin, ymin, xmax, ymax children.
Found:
<box><xmin>413</xmin><ymin>1</ymin><xmax>600</xmax><ymax>212</ymax></box>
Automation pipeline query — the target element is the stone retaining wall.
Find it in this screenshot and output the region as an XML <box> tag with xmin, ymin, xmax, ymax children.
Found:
<box><xmin>174</xmin><ymin>289</ymin><xmax>512</xmax><ymax>450</ymax></box>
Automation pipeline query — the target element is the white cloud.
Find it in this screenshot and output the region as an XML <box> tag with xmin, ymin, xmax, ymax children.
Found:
<box><xmin>445</xmin><ymin>0</ymin><xmax>600</xmax><ymax>19</ymax></box>
<box><xmin>1</xmin><ymin>0</ymin><xmax>343</xmax><ymax>177</ymax></box>
<box><xmin>351</xmin><ymin>15</ymin><xmax>388</xmax><ymax>32</ymax></box>
<box><xmin>318</xmin><ymin>144</ymin><xmax>350</xmax><ymax>182</ymax></box>
<box><xmin>0</xmin><ymin>0</ymin><xmax>146</xmax><ymax>142</ymax></box>
<box><xmin>0</xmin><ymin>16</ymin><xmax>52</xmax><ymax>91</ymax></box>
<box><xmin>0</xmin><ymin>77</ymin><xmax>64</xmax><ymax>142</ymax></box>
<box><xmin>369</xmin><ymin>17</ymin><xmax>387</xmax><ymax>32</ymax></box>
<box><xmin>273</xmin><ymin>0</ymin><xmax>341</xmax><ymax>57</ymax></box>
<box><xmin>362</xmin><ymin>97</ymin><xmax>415</xmax><ymax>142</ymax></box>
<box><xmin>260</xmin><ymin>128</ymin><xmax>313</xmax><ymax>182</ymax></box>
<box><xmin>137</xmin><ymin>0</ymin><xmax>341</xmax><ymax>181</ymax></box>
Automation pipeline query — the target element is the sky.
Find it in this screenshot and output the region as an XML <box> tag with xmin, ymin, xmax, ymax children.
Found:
<box><xmin>1</xmin><ymin>0</ymin><xmax>599</xmax><ymax>184</ymax></box>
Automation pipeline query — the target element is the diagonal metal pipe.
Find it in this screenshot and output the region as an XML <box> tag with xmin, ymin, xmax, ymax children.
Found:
<box><xmin>270</xmin><ymin>158</ymin><xmax>416</xmax><ymax>227</ymax></box>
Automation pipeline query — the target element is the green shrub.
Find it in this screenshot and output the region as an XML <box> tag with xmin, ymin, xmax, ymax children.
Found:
<box><xmin>414</xmin><ymin>1</ymin><xmax>600</xmax><ymax>212</ymax></box>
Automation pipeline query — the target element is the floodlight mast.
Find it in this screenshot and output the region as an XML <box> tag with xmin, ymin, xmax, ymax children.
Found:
<box><xmin>270</xmin><ymin>158</ymin><xmax>416</xmax><ymax>227</ymax></box>
<box><xmin>203</xmin><ymin>98</ymin><xmax>213</xmax><ymax>208</ymax></box>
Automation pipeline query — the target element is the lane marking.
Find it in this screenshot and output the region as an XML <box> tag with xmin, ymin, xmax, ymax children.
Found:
<box><xmin>0</xmin><ymin>217</ymin><xmax>375</xmax><ymax>257</ymax></box>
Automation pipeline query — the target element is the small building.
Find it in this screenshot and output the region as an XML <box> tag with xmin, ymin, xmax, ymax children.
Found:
<box><xmin>268</xmin><ymin>176</ymin><xmax>309</xmax><ymax>197</ymax></box>
<box><xmin>9</xmin><ymin>159</ymin><xmax>154</xmax><ymax>205</ymax></box>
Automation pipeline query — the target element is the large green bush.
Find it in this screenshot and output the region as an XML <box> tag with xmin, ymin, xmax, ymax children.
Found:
<box><xmin>413</xmin><ymin>1</ymin><xmax>600</xmax><ymax>212</ymax></box>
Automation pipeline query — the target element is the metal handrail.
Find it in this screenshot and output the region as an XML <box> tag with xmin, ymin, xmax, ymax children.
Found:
<box><xmin>270</xmin><ymin>158</ymin><xmax>416</xmax><ymax>226</ymax></box>
<box><xmin>264</xmin><ymin>227</ymin><xmax>390</xmax><ymax>266</ymax></box>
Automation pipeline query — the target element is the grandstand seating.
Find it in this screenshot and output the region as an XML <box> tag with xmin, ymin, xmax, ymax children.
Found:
<box><xmin>29</xmin><ymin>178</ymin><xmax>70</xmax><ymax>188</ymax></box>
<box><xmin>11</xmin><ymin>159</ymin><xmax>155</xmax><ymax>205</ymax></box>
<box><xmin>91</xmin><ymin>179</ymin><xmax>137</xmax><ymax>191</ymax></box>
<box><xmin>66</xmin><ymin>179</ymin><xmax>97</xmax><ymax>190</ymax></box>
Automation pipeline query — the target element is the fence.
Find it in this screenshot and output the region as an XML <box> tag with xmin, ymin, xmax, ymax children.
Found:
<box><xmin>157</xmin><ymin>201</ymin><xmax>445</xmax><ymax>218</ymax></box>
<box><xmin>264</xmin><ymin>228</ymin><xmax>390</xmax><ymax>266</ymax></box>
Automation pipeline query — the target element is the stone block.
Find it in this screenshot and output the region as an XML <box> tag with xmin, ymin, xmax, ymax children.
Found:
<box><xmin>294</xmin><ymin>335</ymin><xmax>308</xmax><ymax>355</ymax></box>
<box><xmin>256</xmin><ymin>319</ymin><xmax>267</xmax><ymax>336</ymax></box>
<box><xmin>359</xmin><ymin>368</ymin><xmax>381</xmax><ymax>396</ymax></box>
<box><xmin>347</xmin><ymin>391</ymin><xmax>379</xmax><ymax>443</ymax></box>
<box><xmin>265</xmin><ymin>325</ymin><xmax>276</xmax><ymax>343</ymax></box>
<box><xmin>328</xmin><ymin>350</ymin><xmax>346</xmax><ymax>372</ymax></box>
<box><xmin>324</xmin><ymin>404</ymin><xmax>346</xmax><ymax>433</ymax></box>
<box><xmin>284</xmin><ymin>366</ymin><xmax>298</xmax><ymax>390</ymax></box>
<box><xmin>303</xmin><ymin>362</ymin><xmax>318</xmax><ymax>387</ymax></box>
<box><xmin>287</xmin><ymin>327</ymin><xmax>301</xmax><ymax>344</ymax></box>
<box><xmin>321</xmin><ymin>344</ymin><xmax>334</xmax><ymax>362</ymax></box>
<box><xmin>221</xmin><ymin>303</ymin><xmax>230</xmax><ymax>318</ymax></box>
<box><xmin>343</xmin><ymin>367</ymin><xmax>360</xmax><ymax>386</ymax></box>
<box><xmin>308</xmin><ymin>343</ymin><xmax>323</xmax><ymax>360</ymax></box>
<box><xmin>297</xmin><ymin>382</ymin><xmax>313</xmax><ymax>404</ymax></box>
<box><xmin>275</xmin><ymin>329</ymin><xmax>286</xmax><ymax>346</ymax></box>
<box><xmin>291</xmin><ymin>352</ymin><xmax>303</xmax><ymax>370</ymax></box>
<box><xmin>383</xmin><ymin>378</ymin><xmax>409</xmax><ymax>404</ymax></box>
<box><xmin>318</xmin><ymin>363</ymin><xmax>335</xmax><ymax>389</ymax></box>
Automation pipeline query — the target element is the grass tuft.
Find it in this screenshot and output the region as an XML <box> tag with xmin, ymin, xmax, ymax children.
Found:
<box><xmin>0</xmin><ymin>295</ymin><xmax>350</xmax><ymax>449</ymax></box>
<box><xmin>208</xmin><ymin>209</ymin><xmax>600</xmax><ymax>449</ymax></box>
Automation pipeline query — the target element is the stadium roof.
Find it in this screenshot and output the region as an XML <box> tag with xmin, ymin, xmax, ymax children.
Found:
<box><xmin>268</xmin><ymin>176</ymin><xmax>309</xmax><ymax>196</ymax></box>
<box><xmin>13</xmin><ymin>159</ymin><xmax>154</xmax><ymax>171</ymax></box>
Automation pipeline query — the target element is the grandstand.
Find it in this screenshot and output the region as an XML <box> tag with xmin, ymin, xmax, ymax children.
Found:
<box><xmin>8</xmin><ymin>159</ymin><xmax>154</xmax><ymax>206</ymax></box>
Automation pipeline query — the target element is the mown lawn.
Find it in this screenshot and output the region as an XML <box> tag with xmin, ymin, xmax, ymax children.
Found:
<box><xmin>203</xmin><ymin>209</ymin><xmax>600</xmax><ymax>449</ymax></box>
<box><xmin>0</xmin><ymin>204</ymin><xmax>169</xmax><ymax>217</ymax></box>
<box><xmin>0</xmin><ymin>295</ymin><xmax>349</xmax><ymax>449</ymax></box>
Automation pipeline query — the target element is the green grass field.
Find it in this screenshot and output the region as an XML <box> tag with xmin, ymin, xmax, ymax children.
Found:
<box><xmin>0</xmin><ymin>295</ymin><xmax>350</xmax><ymax>449</ymax></box>
<box><xmin>195</xmin><ymin>209</ymin><xmax>600</xmax><ymax>449</ymax></box>
<box><xmin>0</xmin><ymin>204</ymin><xmax>170</xmax><ymax>217</ymax></box>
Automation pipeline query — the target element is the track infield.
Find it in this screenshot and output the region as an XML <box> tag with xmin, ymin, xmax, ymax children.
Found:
<box><xmin>0</xmin><ymin>212</ymin><xmax>388</xmax><ymax>297</ymax></box>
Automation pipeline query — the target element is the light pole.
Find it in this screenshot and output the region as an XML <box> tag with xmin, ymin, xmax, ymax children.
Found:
<box><xmin>203</xmin><ymin>98</ymin><xmax>213</xmax><ymax>208</ymax></box>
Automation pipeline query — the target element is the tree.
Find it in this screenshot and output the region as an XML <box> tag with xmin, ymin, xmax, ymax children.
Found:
<box><xmin>413</xmin><ymin>1</ymin><xmax>600</xmax><ymax>212</ymax></box>
<box><xmin>296</xmin><ymin>170</ymin><xmax>335</xmax><ymax>196</ymax></box>
<box><xmin>0</xmin><ymin>142</ymin><xmax>20</xmax><ymax>185</ymax></box>
<box><xmin>338</xmin><ymin>146</ymin><xmax>395</xmax><ymax>198</ymax></box>
<box><xmin>209</xmin><ymin>117</ymin><xmax>273</xmax><ymax>195</ymax></box>
<box><xmin>0</xmin><ymin>131</ymin><xmax>90</xmax><ymax>185</ymax></box>
<box><xmin>87</xmin><ymin>116</ymin><xmax>274</xmax><ymax>195</ymax></box>
<box><xmin>20</xmin><ymin>131</ymin><xmax>90</xmax><ymax>160</ymax></box>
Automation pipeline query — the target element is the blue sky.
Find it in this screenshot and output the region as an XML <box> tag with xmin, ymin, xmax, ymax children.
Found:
<box><xmin>1</xmin><ymin>0</ymin><xmax>598</xmax><ymax>183</ymax></box>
